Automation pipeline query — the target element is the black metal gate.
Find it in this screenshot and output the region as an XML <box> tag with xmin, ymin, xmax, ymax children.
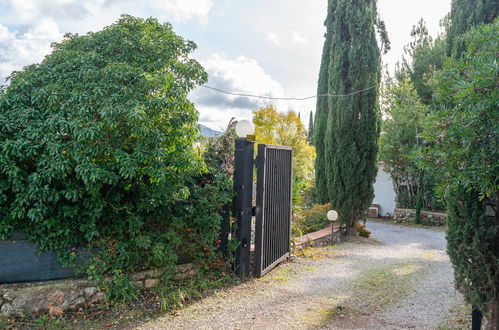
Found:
<box><xmin>254</xmin><ymin>144</ymin><xmax>293</xmax><ymax>277</ymax></box>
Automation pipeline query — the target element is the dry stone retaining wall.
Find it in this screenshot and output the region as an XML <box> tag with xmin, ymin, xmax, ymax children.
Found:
<box><xmin>0</xmin><ymin>263</ymin><xmax>198</xmax><ymax>317</ymax></box>
<box><xmin>393</xmin><ymin>208</ymin><xmax>447</xmax><ymax>226</ymax></box>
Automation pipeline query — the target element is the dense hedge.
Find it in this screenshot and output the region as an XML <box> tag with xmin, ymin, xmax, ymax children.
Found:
<box><xmin>0</xmin><ymin>15</ymin><xmax>232</xmax><ymax>277</ymax></box>
<box><xmin>422</xmin><ymin>20</ymin><xmax>498</xmax><ymax>313</ymax></box>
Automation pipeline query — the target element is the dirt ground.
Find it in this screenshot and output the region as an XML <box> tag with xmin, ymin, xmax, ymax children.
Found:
<box><xmin>137</xmin><ymin>221</ymin><xmax>470</xmax><ymax>330</ymax></box>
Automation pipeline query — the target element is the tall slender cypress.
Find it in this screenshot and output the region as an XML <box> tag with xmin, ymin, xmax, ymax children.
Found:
<box><xmin>313</xmin><ymin>0</ymin><xmax>334</xmax><ymax>204</ymax></box>
<box><xmin>308</xmin><ymin>111</ymin><xmax>314</xmax><ymax>144</ymax></box>
<box><xmin>316</xmin><ymin>0</ymin><xmax>387</xmax><ymax>233</ymax></box>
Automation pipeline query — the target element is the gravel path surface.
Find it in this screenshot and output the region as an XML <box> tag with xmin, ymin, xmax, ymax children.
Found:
<box><xmin>139</xmin><ymin>221</ymin><xmax>466</xmax><ymax>330</ymax></box>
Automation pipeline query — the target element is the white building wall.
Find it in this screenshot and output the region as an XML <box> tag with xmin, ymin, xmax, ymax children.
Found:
<box><xmin>372</xmin><ymin>164</ymin><xmax>396</xmax><ymax>216</ymax></box>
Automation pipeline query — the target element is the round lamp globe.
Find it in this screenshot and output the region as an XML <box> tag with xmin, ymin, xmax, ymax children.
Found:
<box><xmin>327</xmin><ymin>210</ymin><xmax>338</xmax><ymax>221</ymax></box>
<box><xmin>235</xmin><ymin>119</ymin><xmax>255</xmax><ymax>138</ymax></box>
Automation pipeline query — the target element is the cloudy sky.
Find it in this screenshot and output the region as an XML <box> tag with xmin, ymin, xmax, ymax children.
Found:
<box><xmin>0</xmin><ymin>0</ymin><xmax>450</xmax><ymax>131</ymax></box>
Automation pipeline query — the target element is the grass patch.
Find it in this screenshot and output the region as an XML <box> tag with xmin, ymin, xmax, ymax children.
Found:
<box><xmin>323</xmin><ymin>304</ymin><xmax>357</xmax><ymax>320</ymax></box>
<box><xmin>351</xmin><ymin>262</ymin><xmax>423</xmax><ymax>312</ymax></box>
<box><xmin>438</xmin><ymin>302</ymin><xmax>471</xmax><ymax>329</ymax></box>
<box><xmin>259</xmin><ymin>264</ymin><xmax>301</xmax><ymax>283</ymax></box>
<box><xmin>315</xmin><ymin>261</ymin><xmax>425</xmax><ymax>326</ymax></box>
<box><xmin>295</xmin><ymin>244</ymin><xmax>352</xmax><ymax>260</ymax></box>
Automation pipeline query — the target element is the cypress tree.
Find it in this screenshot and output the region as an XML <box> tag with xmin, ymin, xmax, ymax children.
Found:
<box><xmin>313</xmin><ymin>0</ymin><xmax>334</xmax><ymax>204</ymax></box>
<box><xmin>308</xmin><ymin>111</ymin><xmax>314</xmax><ymax>144</ymax></box>
<box><xmin>318</xmin><ymin>0</ymin><xmax>387</xmax><ymax>234</ymax></box>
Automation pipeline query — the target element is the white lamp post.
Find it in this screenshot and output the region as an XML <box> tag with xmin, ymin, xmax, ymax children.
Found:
<box><xmin>327</xmin><ymin>210</ymin><xmax>339</xmax><ymax>244</ymax></box>
<box><xmin>235</xmin><ymin>120</ymin><xmax>255</xmax><ymax>140</ymax></box>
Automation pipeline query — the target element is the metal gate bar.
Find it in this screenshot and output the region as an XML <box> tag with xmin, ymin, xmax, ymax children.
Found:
<box><xmin>254</xmin><ymin>144</ymin><xmax>292</xmax><ymax>277</ymax></box>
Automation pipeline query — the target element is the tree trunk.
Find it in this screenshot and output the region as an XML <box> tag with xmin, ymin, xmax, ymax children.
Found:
<box><xmin>481</xmin><ymin>298</ymin><xmax>499</xmax><ymax>330</ymax></box>
<box><xmin>347</xmin><ymin>221</ymin><xmax>358</xmax><ymax>236</ymax></box>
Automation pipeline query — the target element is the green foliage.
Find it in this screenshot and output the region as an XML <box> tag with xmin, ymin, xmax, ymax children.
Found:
<box><xmin>446</xmin><ymin>189</ymin><xmax>497</xmax><ymax>311</ymax></box>
<box><xmin>292</xmin><ymin>203</ymin><xmax>330</xmax><ymax>237</ymax></box>
<box><xmin>446</xmin><ymin>0</ymin><xmax>498</xmax><ymax>57</ymax></box>
<box><xmin>203</xmin><ymin>119</ymin><xmax>237</xmax><ymax>177</ymax></box>
<box><xmin>379</xmin><ymin>78</ymin><xmax>441</xmax><ymax>210</ymax></box>
<box><xmin>315</xmin><ymin>0</ymin><xmax>386</xmax><ymax>233</ymax></box>
<box><xmin>397</xmin><ymin>19</ymin><xmax>446</xmax><ymax>105</ymax></box>
<box><xmin>421</xmin><ymin>20</ymin><xmax>498</xmax><ymax>312</ymax></box>
<box><xmin>380</xmin><ymin>19</ymin><xmax>446</xmax><ymax>213</ymax></box>
<box><xmin>157</xmin><ymin>273</ymin><xmax>237</xmax><ymax>311</ymax></box>
<box><xmin>253</xmin><ymin>106</ymin><xmax>316</xmax><ymax>204</ymax></box>
<box><xmin>308</xmin><ymin>111</ymin><xmax>314</xmax><ymax>144</ymax></box>
<box><xmin>421</xmin><ymin>20</ymin><xmax>498</xmax><ymax>199</ymax></box>
<box><xmin>312</xmin><ymin>1</ymin><xmax>333</xmax><ymax>204</ymax></box>
<box><xmin>104</xmin><ymin>270</ymin><xmax>139</xmax><ymax>304</ymax></box>
<box><xmin>0</xmin><ymin>15</ymin><xmax>232</xmax><ymax>295</ymax></box>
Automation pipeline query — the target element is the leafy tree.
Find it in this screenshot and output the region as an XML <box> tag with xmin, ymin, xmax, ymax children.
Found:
<box><xmin>421</xmin><ymin>20</ymin><xmax>498</xmax><ymax>327</ymax></box>
<box><xmin>381</xmin><ymin>19</ymin><xmax>447</xmax><ymax>216</ymax></box>
<box><xmin>253</xmin><ymin>105</ymin><xmax>316</xmax><ymax>201</ymax></box>
<box><xmin>397</xmin><ymin>19</ymin><xmax>446</xmax><ymax>105</ymax></box>
<box><xmin>315</xmin><ymin>0</ymin><xmax>388</xmax><ymax>234</ymax></box>
<box><xmin>379</xmin><ymin>78</ymin><xmax>428</xmax><ymax>209</ymax></box>
<box><xmin>0</xmin><ymin>15</ymin><xmax>232</xmax><ymax>281</ymax></box>
<box><xmin>446</xmin><ymin>0</ymin><xmax>498</xmax><ymax>57</ymax></box>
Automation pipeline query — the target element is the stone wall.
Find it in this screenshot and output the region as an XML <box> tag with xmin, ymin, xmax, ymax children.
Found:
<box><xmin>0</xmin><ymin>263</ymin><xmax>198</xmax><ymax>317</ymax></box>
<box><xmin>393</xmin><ymin>208</ymin><xmax>447</xmax><ymax>226</ymax></box>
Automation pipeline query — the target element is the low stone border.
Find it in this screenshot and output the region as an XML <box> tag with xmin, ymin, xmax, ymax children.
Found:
<box><xmin>394</xmin><ymin>208</ymin><xmax>447</xmax><ymax>226</ymax></box>
<box><xmin>0</xmin><ymin>263</ymin><xmax>199</xmax><ymax>317</ymax></box>
<box><xmin>294</xmin><ymin>224</ymin><xmax>341</xmax><ymax>250</ymax></box>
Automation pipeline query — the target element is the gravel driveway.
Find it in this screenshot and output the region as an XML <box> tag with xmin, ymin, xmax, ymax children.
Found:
<box><xmin>139</xmin><ymin>221</ymin><xmax>467</xmax><ymax>330</ymax></box>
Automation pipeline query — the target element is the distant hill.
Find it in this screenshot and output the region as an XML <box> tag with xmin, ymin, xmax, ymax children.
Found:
<box><xmin>200</xmin><ymin>124</ymin><xmax>222</xmax><ymax>138</ymax></box>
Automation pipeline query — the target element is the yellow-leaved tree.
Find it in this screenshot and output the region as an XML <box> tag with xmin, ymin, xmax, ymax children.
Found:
<box><xmin>253</xmin><ymin>105</ymin><xmax>315</xmax><ymax>203</ymax></box>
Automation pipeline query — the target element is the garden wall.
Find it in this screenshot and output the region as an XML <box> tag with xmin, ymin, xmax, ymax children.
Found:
<box><xmin>0</xmin><ymin>264</ymin><xmax>198</xmax><ymax>317</ymax></box>
<box><xmin>393</xmin><ymin>208</ymin><xmax>447</xmax><ymax>226</ymax></box>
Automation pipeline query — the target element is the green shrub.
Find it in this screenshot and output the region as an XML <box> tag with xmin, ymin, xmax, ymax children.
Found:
<box><xmin>421</xmin><ymin>20</ymin><xmax>498</xmax><ymax>313</ymax></box>
<box><xmin>292</xmin><ymin>203</ymin><xmax>331</xmax><ymax>236</ymax></box>
<box><xmin>0</xmin><ymin>15</ymin><xmax>232</xmax><ymax>286</ymax></box>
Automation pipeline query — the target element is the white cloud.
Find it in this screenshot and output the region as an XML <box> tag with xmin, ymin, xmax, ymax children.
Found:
<box><xmin>292</xmin><ymin>31</ymin><xmax>307</xmax><ymax>44</ymax></box>
<box><xmin>0</xmin><ymin>19</ymin><xmax>62</xmax><ymax>82</ymax></box>
<box><xmin>1</xmin><ymin>0</ymin><xmax>213</xmax><ymax>25</ymax></box>
<box><xmin>153</xmin><ymin>0</ymin><xmax>213</xmax><ymax>24</ymax></box>
<box><xmin>191</xmin><ymin>54</ymin><xmax>285</xmax><ymax>129</ymax></box>
<box><xmin>266</xmin><ymin>31</ymin><xmax>280</xmax><ymax>46</ymax></box>
<box><xmin>201</xmin><ymin>54</ymin><xmax>284</xmax><ymax>102</ymax></box>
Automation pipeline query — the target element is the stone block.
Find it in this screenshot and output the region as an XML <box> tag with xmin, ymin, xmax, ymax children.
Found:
<box><xmin>1</xmin><ymin>303</ymin><xmax>13</xmax><ymax>316</ymax></box>
<box><xmin>83</xmin><ymin>287</ymin><xmax>97</xmax><ymax>298</ymax></box>
<box><xmin>90</xmin><ymin>291</ymin><xmax>105</xmax><ymax>304</ymax></box>
<box><xmin>3</xmin><ymin>290</ymin><xmax>16</xmax><ymax>301</ymax></box>
<box><xmin>144</xmin><ymin>279</ymin><xmax>159</xmax><ymax>289</ymax></box>
<box><xmin>130</xmin><ymin>269</ymin><xmax>164</xmax><ymax>281</ymax></box>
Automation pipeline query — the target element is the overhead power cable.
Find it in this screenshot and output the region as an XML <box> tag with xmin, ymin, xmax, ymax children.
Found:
<box><xmin>200</xmin><ymin>84</ymin><xmax>377</xmax><ymax>101</ymax></box>
<box><xmin>199</xmin><ymin>49</ymin><xmax>445</xmax><ymax>102</ymax></box>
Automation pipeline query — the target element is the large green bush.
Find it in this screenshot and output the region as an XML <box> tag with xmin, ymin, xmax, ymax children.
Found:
<box><xmin>0</xmin><ymin>15</ymin><xmax>232</xmax><ymax>277</ymax></box>
<box><xmin>421</xmin><ymin>20</ymin><xmax>498</xmax><ymax>315</ymax></box>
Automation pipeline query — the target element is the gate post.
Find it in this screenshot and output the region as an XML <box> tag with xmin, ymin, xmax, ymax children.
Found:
<box><xmin>233</xmin><ymin>138</ymin><xmax>254</xmax><ymax>277</ymax></box>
